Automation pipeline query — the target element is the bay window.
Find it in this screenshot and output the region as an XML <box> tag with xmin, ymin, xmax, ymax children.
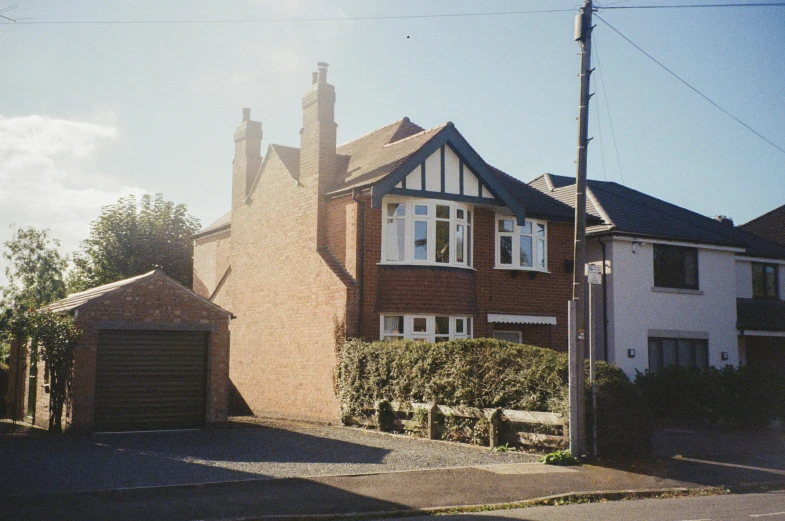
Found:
<box><xmin>382</xmin><ymin>198</ymin><xmax>473</xmax><ymax>268</ymax></box>
<box><xmin>381</xmin><ymin>315</ymin><xmax>473</xmax><ymax>342</ymax></box>
<box><xmin>495</xmin><ymin>217</ymin><xmax>547</xmax><ymax>270</ymax></box>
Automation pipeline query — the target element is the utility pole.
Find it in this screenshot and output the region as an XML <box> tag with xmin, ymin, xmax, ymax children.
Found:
<box><xmin>569</xmin><ymin>0</ymin><xmax>594</xmax><ymax>459</ymax></box>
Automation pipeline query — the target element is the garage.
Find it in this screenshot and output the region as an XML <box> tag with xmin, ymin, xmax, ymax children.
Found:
<box><xmin>15</xmin><ymin>270</ymin><xmax>232</xmax><ymax>432</ymax></box>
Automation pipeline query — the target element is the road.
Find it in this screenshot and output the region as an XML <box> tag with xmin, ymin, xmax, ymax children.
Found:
<box><xmin>401</xmin><ymin>491</ymin><xmax>785</xmax><ymax>520</ymax></box>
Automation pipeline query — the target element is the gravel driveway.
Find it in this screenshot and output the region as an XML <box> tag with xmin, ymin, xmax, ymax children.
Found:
<box><xmin>0</xmin><ymin>418</ymin><xmax>538</xmax><ymax>495</ymax></box>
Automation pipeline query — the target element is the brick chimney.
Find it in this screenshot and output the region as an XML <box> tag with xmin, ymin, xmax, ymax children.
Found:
<box><xmin>299</xmin><ymin>62</ymin><xmax>337</xmax><ymax>191</ymax></box>
<box><xmin>715</xmin><ymin>215</ymin><xmax>734</xmax><ymax>227</ymax></box>
<box><xmin>232</xmin><ymin>108</ymin><xmax>262</xmax><ymax>210</ymax></box>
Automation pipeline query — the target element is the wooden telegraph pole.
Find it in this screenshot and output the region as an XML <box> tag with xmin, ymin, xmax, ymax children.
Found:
<box><xmin>569</xmin><ymin>0</ymin><xmax>594</xmax><ymax>458</ymax></box>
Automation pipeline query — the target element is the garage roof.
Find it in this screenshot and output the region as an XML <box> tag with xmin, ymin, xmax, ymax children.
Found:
<box><xmin>43</xmin><ymin>270</ymin><xmax>233</xmax><ymax>317</ymax></box>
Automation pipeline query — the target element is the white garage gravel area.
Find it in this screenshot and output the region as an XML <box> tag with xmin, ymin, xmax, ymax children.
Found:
<box><xmin>0</xmin><ymin>417</ymin><xmax>540</xmax><ymax>495</ymax></box>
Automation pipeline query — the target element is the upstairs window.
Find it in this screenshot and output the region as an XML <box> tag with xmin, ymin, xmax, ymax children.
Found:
<box><xmin>382</xmin><ymin>198</ymin><xmax>473</xmax><ymax>268</ymax></box>
<box><xmin>653</xmin><ymin>244</ymin><xmax>698</xmax><ymax>290</ymax></box>
<box><xmin>496</xmin><ymin>217</ymin><xmax>547</xmax><ymax>270</ymax></box>
<box><xmin>752</xmin><ymin>262</ymin><xmax>779</xmax><ymax>299</ymax></box>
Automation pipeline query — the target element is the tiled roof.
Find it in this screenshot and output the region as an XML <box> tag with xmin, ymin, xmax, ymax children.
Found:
<box><xmin>43</xmin><ymin>271</ymin><xmax>158</xmax><ymax>313</ymax></box>
<box><xmin>737</xmin><ymin>298</ymin><xmax>785</xmax><ymax>331</ymax></box>
<box><xmin>740</xmin><ymin>204</ymin><xmax>785</xmax><ymax>247</ymax></box>
<box><xmin>195</xmin><ymin>211</ymin><xmax>231</xmax><ymax>238</ymax></box>
<box><xmin>528</xmin><ymin>173</ymin><xmax>749</xmax><ymax>248</ymax></box>
<box><xmin>488</xmin><ymin>167</ymin><xmax>577</xmax><ymax>222</ymax></box>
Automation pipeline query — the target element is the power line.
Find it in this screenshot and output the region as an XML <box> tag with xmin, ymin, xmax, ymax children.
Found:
<box><xmin>593</xmin><ymin>35</ymin><xmax>626</xmax><ymax>185</ymax></box>
<box><xmin>601</xmin><ymin>2</ymin><xmax>785</xmax><ymax>9</ymax></box>
<box><xmin>0</xmin><ymin>8</ymin><xmax>576</xmax><ymax>25</ymax></box>
<box><xmin>595</xmin><ymin>14</ymin><xmax>785</xmax><ymax>156</ymax></box>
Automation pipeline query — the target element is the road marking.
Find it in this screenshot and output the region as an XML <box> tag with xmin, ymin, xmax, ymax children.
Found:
<box><xmin>750</xmin><ymin>513</ymin><xmax>785</xmax><ymax>518</ymax></box>
<box><xmin>676</xmin><ymin>518</ymin><xmax>711</xmax><ymax>521</ymax></box>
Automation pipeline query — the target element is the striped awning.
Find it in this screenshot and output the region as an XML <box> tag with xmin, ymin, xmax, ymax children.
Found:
<box><xmin>487</xmin><ymin>313</ymin><xmax>557</xmax><ymax>325</ymax></box>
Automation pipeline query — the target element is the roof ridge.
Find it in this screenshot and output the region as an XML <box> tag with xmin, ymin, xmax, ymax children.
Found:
<box><xmin>381</xmin><ymin>122</ymin><xmax>448</xmax><ymax>148</ymax></box>
<box><xmin>740</xmin><ymin>203</ymin><xmax>785</xmax><ymax>228</ymax></box>
<box><xmin>61</xmin><ymin>270</ymin><xmax>157</xmax><ymax>300</ymax></box>
<box><xmin>586</xmin><ymin>186</ymin><xmax>614</xmax><ymax>226</ymax></box>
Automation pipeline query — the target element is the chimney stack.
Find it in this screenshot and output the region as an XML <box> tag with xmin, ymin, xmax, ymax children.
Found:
<box><xmin>232</xmin><ymin>108</ymin><xmax>262</xmax><ymax>210</ymax></box>
<box><xmin>714</xmin><ymin>215</ymin><xmax>734</xmax><ymax>227</ymax></box>
<box><xmin>299</xmin><ymin>62</ymin><xmax>337</xmax><ymax>189</ymax></box>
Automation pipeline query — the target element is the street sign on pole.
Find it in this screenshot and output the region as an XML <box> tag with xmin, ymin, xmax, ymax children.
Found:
<box><xmin>587</xmin><ymin>264</ymin><xmax>602</xmax><ymax>285</ymax></box>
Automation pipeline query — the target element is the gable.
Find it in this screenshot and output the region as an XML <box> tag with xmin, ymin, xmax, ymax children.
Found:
<box><xmin>371</xmin><ymin>123</ymin><xmax>526</xmax><ymax>224</ymax></box>
<box><xmin>395</xmin><ymin>145</ymin><xmax>498</xmax><ymax>201</ymax></box>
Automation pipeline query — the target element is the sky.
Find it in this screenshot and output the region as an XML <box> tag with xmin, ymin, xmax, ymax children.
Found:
<box><xmin>1</xmin><ymin>0</ymin><xmax>784</xmax><ymax>283</ymax></box>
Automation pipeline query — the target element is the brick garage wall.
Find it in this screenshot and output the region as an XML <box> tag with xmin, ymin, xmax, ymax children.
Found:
<box><xmin>49</xmin><ymin>273</ymin><xmax>230</xmax><ymax>432</ymax></box>
<box><xmin>358</xmin><ymin>202</ymin><xmax>572</xmax><ymax>350</ymax></box>
<box><xmin>193</xmin><ymin>229</ymin><xmax>232</xmax><ymax>299</ymax></box>
<box><xmin>221</xmin><ymin>152</ymin><xmax>348</xmax><ymax>423</ymax></box>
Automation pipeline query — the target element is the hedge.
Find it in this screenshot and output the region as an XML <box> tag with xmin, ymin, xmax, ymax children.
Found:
<box><xmin>336</xmin><ymin>338</ymin><xmax>653</xmax><ymax>458</ymax></box>
<box><xmin>635</xmin><ymin>365</ymin><xmax>783</xmax><ymax>429</ymax></box>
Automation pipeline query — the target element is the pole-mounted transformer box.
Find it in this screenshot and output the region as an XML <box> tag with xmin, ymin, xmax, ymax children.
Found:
<box><xmin>574</xmin><ymin>12</ymin><xmax>585</xmax><ymax>41</ymax></box>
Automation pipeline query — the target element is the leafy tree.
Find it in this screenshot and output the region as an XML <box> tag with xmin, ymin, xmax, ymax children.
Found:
<box><xmin>28</xmin><ymin>310</ymin><xmax>81</xmax><ymax>432</ymax></box>
<box><xmin>70</xmin><ymin>194</ymin><xmax>201</xmax><ymax>291</ymax></box>
<box><xmin>1</xmin><ymin>226</ymin><xmax>67</xmax><ymax>311</ymax></box>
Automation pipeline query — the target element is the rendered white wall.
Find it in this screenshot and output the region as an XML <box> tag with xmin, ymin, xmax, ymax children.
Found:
<box><xmin>605</xmin><ymin>238</ymin><xmax>739</xmax><ymax>377</ymax></box>
<box><xmin>400</xmin><ymin>147</ymin><xmax>491</xmax><ymax>199</ymax></box>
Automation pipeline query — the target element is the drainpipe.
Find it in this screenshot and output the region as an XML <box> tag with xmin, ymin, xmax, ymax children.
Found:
<box><xmin>596</xmin><ymin>237</ymin><xmax>609</xmax><ymax>362</ymax></box>
<box><xmin>353</xmin><ymin>189</ymin><xmax>365</xmax><ymax>339</ymax></box>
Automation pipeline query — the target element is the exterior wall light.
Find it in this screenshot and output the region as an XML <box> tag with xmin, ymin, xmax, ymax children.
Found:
<box><xmin>627</xmin><ymin>349</ymin><xmax>636</xmax><ymax>358</ymax></box>
<box><xmin>721</xmin><ymin>352</ymin><xmax>729</xmax><ymax>361</ymax></box>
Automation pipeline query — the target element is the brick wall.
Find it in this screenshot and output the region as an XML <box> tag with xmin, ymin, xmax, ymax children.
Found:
<box><xmin>193</xmin><ymin>229</ymin><xmax>232</xmax><ymax>298</ymax></box>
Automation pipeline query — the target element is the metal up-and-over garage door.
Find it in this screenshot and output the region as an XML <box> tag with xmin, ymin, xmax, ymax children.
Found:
<box><xmin>95</xmin><ymin>329</ymin><xmax>209</xmax><ymax>431</ymax></box>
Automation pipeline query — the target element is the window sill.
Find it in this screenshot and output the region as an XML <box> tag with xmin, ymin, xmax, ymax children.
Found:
<box><xmin>494</xmin><ymin>266</ymin><xmax>550</xmax><ymax>274</ymax></box>
<box><xmin>650</xmin><ymin>287</ymin><xmax>704</xmax><ymax>295</ymax></box>
<box><xmin>378</xmin><ymin>262</ymin><xmax>476</xmax><ymax>271</ymax></box>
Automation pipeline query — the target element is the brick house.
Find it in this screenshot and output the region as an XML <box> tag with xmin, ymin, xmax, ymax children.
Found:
<box><xmin>8</xmin><ymin>270</ymin><xmax>231</xmax><ymax>432</ymax></box>
<box><xmin>193</xmin><ymin>63</ymin><xmax>584</xmax><ymax>423</ymax></box>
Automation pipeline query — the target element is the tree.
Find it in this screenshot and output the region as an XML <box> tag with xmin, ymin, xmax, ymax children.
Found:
<box><xmin>70</xmin><ymin>194</ymin><xmax>201</xmax><ymax>291</ymax></box>
<box><xmin>28</xmin><ymin>310</ymin><xmax>81</xmax><ymax>432</ymax></box>
<box><xmin>1</xmin><ymin>226</ymin><xmax>67</xmax><ymax>310</ymax></box>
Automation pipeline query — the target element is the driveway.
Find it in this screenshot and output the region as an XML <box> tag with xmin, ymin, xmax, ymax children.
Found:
<box><xmin>0</xmin><ymin>417</ymin><xmax>537</xmax><ymax>496</ymax></box>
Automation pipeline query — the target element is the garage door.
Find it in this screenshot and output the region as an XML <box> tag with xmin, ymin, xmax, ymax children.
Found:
<box><xmin>95</xmin><ymin>329</ymin><xmax>209</xmax><ymax>431</ymax></box>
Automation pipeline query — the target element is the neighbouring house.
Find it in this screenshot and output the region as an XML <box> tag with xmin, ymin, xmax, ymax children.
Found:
<box><xmin>8</xmin><ymin>270</ymin><xmax>232</xmax><ymax>432</ymax></box>
<box><xmin>736</xmin><ymin>205</ymin><xmax>785</xmax><ymax>377</ymax></box>
<box><xmin>193</xmin><ymin>63</ymin><xmax>589</xmax><ymax>423</ymax></box>
<box><xmin>529</xmin><ymin>173</ymin><xmax>785</xmax><ymax>378</ymax></box>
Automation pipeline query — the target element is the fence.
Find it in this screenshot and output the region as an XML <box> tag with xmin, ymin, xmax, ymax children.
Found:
<box><xmin>346</xmin><ymin>401</ymin><xmax>568</xmax><ymax>449</ymax></box>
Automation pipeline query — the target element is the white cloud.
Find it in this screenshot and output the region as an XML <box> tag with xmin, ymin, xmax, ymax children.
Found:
<box><xmin>0</xmin><ymin>114</ymin><xmax>146</xmax><ymax>283</ymax></box>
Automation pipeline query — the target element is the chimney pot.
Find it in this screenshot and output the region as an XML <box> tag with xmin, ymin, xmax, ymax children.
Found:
<box><xmin>242</xmin><ymin>108</ymin><xmax>251</xmax><ymax>122</ymax></box>
<box><xmin>317</xmin><ymin>61</ymin><xmax>329</xmax><ymax>84</ymax></box>
<box><xmin>715</xmin><ymin>215</ymin><xmax>734</xmax><ymax>227</ymax></box>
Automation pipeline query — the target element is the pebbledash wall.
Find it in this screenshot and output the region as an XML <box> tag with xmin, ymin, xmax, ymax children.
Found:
<box><xmin>27</xmin><ymin>272</ymin><xmax>231</xmax><ymax>432</ymax></box>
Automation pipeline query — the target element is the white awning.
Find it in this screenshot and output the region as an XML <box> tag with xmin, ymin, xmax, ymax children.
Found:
<box><xmin>488</xmin><ymin>313</ymin><xmax>557</xmax><ymax>325</ymax></box>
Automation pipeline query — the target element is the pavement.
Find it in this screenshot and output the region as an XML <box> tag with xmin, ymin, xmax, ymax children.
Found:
<box><xmin>2</xmin><ymin>420</ymin><xmax>784</xmax><ymax>521</ymax></box>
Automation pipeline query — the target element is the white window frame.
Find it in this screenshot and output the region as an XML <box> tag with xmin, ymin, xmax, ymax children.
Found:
<box><xmin>381</xmin><ymin>197</ymin><xmax>474</xmax><ymax>269</ymax></box>
<box><xmin>380</xmin><ymin>315</ymin><xmax>473</xmax><ymax>342</ymax></box>
<box><xmin>494</xmin><ymin>216</ymin><xmax>548</xmax><ymax>272</ymax></box>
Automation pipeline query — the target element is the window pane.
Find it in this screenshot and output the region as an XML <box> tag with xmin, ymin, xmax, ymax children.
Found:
<box><xmin>386</xmin><ymin>218</ymin><xmax>405</xmax><ymax>261</ymax></box>
<box><xmin>520</xmin><ymin>235</ymin><xmax>533</xmax><ymax>267</ymax></box>
<box><xmin>413</xmin><ymin>317</ymin><xmax>427</xmax><ymax>333</ymax></box>
<box><xmin>436</xmin><ymin>205</ymin><xmax>450</xmax><ymax>219</ymax></box>
<box><xmin>387</xmin><ymin>203</ymin><xmax>405</xmax><ymax>217</ymax></box>
<box><xmin>498</xmin><ymin>219</ymin><xmax>514</xmax><ymax>233</ymax></box>
<box><xmin>457</xmin><ymin>209</ymin><xmax>465</xmax><ymax>220</ymax></box>
<box><xmin>536</xmin><ymin>223</ymin><xmax>546</xmax><ymax>238</ymax></box>
<box><xmin>662</xmin><ymin>339</ymin><xmax>677</xmax><ymax>368</ymax></box>
<box><xmin>436</xmin><ymin>220</ymin><xmax>450</xmax><ymax>263</ymax></box>
<box><xmin>765</xmin><ymin>265</ymin><xmax>778</xmax><ymax>297</ymax></box>
<box><xmin>456</xmin><ymin>225</ymin><xmax>465</xmax><ymax>263</ymax></box>
<box><xmin>695</xmin><ymin>340</ymin><xmax>709</xmax><ymax>368</ymax></box>
<box><xmin>677</xmin><ymin>339</ymin><xmax>694</xmax><ymax>368</ymax></box>
<box><xmin>384</xmin><ymin>316</ymin><xmax>403</xmax><ymax>335</ymax></box>
<box><xmin>414</xmin><ymin>204</ymin><xmax>428</xmax><ymax>216</ymax></box>
<box><xmin>500</xmin><ymin>236</ymin><xmax>512</xmax><ymax>265</ymax></box>
<box><xmin>467</xmin><ymin>211</ymin><xmax>472</xmax><ymax>224</ymax></box>
<box><xmin>684</xmin><ymin>250</ymin><xmax>698</xmax><ymax>288</ymax></box>
<box><xmin>435</xmin><ymin>317</ymin><xmax>449</xmax><ymax>335</ymax></box>
<box><xmin>538</xmin><ymin>238</ymin><xmax>546</xmax><ymax>269</ymax></box>
<box><xmin>654</xmin><ymin>244</ymin><xmax>698</xmax><ymax>289</ymax></box>
<box><xmin>455</xmin><ymin>318</ymin><xmax>464</xmax><ymax>334</ymax></box>
<box><xmin>467</xmin><ymin>226</ymin><xmax>472</xmax><ymax>266</ymax></box>
<box><xmin>521</xmin><ymin>222</ymin><xmax>532</xmax><ymax>234</ymax></box>
<box><xmin>494</xmin><ymin>331</ymin><xmax>521</xmax><ymax>343</ymax></box>
<box><xmin>414</xmin><ymin>221</ymin><xmax>428</xmax><ymax>260</ymax></box>
<box><xmin>434</xmin><ymin>337</ymin><xmax>449</xmax><ymax>343</ymax></box>
<box><xmin>752</xmin><ymin>263</ymin><xmax>765</xmax><ymax>297</ymax></box>
<box><xmin>648</xmin><ymin>339</ymin><xmax>661</xmax><ymax>372</ymax></box>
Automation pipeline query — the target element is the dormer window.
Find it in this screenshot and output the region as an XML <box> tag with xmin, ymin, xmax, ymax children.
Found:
<box><xmin>495</xmin><ymin>217</ymin><xmax>547</xmax><ymax>271</ymax></box>
<box><xmin>381</xmin><ymin>197</ymin><xmax>473</xmax><ymax>269</ymax></box>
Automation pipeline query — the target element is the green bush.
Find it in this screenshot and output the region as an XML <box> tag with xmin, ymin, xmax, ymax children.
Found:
<box><xmin>336</xmin><ymin>338</ymin><xmax>653</xmax><ymax>458</ymax></box>
<box><xmin>635</xmin><ymin>365</ymin><xmax>778</xmax><ymax>429</ymax></box>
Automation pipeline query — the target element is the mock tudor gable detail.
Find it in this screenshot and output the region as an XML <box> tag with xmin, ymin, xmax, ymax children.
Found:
<box><xmin>370</xmin><ymin>123</ymin><xmax>527</xmax><ymax>225</ymax></box>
